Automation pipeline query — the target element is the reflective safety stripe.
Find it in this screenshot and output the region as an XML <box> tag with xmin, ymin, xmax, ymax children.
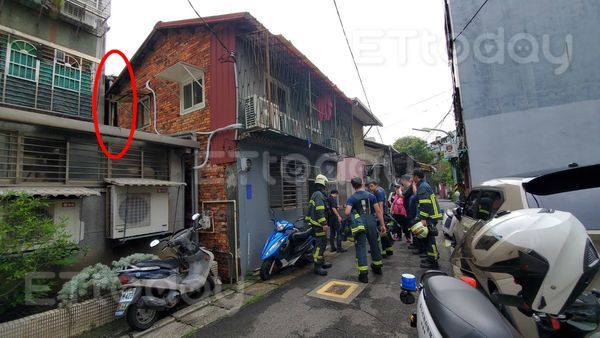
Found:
<box><xmin>431</xmin><ymin>194</ymin><xmax>442</xmax><ymax>218</ymax></box>
<box><xmin>309</xmin><ymin>200</ymin><xmax>316</xmax><ymax>206</ymax></box>
<box><xmin>419</xmin><ymin>211</ymin><xmax>430</xmax><ymax>217</ymax></box>
<box><xmin>313</xmin><ymin>247</ymin><xmax>322</xmax><ymax>260</ymax></box>
<box><xmin>315</xmin><ymin>231</ymin><xmax>327</xmax><ymax>237</ymax></box>
<box><xmin>316</xmin><ymin>205</ymin><xmax>325</xmax><ymax>210</ymax></box>
<box><xmin>318</xmin><ymin>217</ymin><xmax>326</xmax><ymax>223</ymax></box>
<box><xmin>372</xmin><ymin>260</ymin><xmax>383</xmax><ymax>266</ymax></box>
<box><xmin>354</xmin><ymin>214</ymin><xmax>361</xmax><ymax>219</ymax></box>
<box><xmin>357</xmin><ymin>265</ymin><xmax>368</xmax><ymax>271</ymax></box>
<box><xmin>305</xmin><ymin>216</ymin><xmax>321</xmax><ymax>226</ymax></box>
<box><xmin>418</xmin><ymin>199</ymin><xmax>432</xmax><ymax>204</ymax></box>
<box><xmin>478</xmin><ymin>208</ymin><xmax>490</xmax><ymax>215</ymax></box>
<box><xmin>351</xmin><ymin>225</ymin><xmax>365</xmax><ymax>233</ymax></box>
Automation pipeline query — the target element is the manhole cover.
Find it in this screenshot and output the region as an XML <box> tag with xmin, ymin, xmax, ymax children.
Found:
<box><xmin>308</xmin><ymin>279</ymin><xmax>365</xmax><ymax>304</ymax></box>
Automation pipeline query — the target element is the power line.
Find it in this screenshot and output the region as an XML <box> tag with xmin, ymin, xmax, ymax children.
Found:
<box><xmin>186</xmin><ymin>0</ymin><xmax>233</xmax><ymax>56</ymax></box>
<box><xmin>453</xmin><ymin>0</ymin><xmax>491</xmax><ymax>41</ymax></box>
<box><xmin>332</xmin><ymin>0</ymin><xmax>382</xmax><ymax>143</ymax></box>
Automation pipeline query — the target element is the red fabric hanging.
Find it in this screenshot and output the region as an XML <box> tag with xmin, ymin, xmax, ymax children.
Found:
<box><xmin>315</xmin><ymin>95</ymin><xmax>333</xmax><ymax>121</ymax></box>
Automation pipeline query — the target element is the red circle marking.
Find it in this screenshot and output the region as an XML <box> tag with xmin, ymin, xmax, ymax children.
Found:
<box><xmin>92</xmin><ymin>49</ymin><xmax>137</xmax><ymax>160</ymax></box>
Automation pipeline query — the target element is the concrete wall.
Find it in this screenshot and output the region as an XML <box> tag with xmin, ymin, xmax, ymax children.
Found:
<box><xmin>449</xmin><ymin>0</ymin><xmax>600</xmax><ymax>184</ymax></box>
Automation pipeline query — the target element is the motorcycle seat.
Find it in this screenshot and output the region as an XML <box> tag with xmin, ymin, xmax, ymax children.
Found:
<box><xmin>424</xmin><ymin>276</ymin><xmax>522</xmax><ymax>338</ymax></box>
<box><xmin>290</xmin><ymin>227</ymin><xmax>313</xmax><ymax>242</ymax></box>
<box><xmin>134</xmin><ymin>258</ymin><xmax>179</xmax><ymax>270</ymax></box>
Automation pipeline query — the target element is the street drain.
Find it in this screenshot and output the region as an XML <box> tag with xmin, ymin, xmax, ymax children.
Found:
<box><xmin>307</xmin><ymin>279</ymin><xmax>365</xmax><ymax>304</ymax></box>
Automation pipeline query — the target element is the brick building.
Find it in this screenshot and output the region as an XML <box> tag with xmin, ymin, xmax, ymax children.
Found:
<box><xmin>108</xmin><ymin>12</ymin><xmax>377</xmax><ymax>280</ymax></box>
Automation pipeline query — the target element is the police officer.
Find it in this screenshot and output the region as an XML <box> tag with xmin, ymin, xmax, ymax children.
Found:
<box><xmin>345</xmin><ymin>177</ymin><xmax>386</xmax><ymax>283</ymax></box>
<box><xmin>305</xmin><ymin>174</ymin><xmax>332</xmax><ymax>276</ymax></box>
<box><xmin>367</xmin><ymin>179</ymin><xmax>394</xmax><ymax>257</ymax></box>
<box><xmin>412</xmin><ymin>169</ymin><xmax>442</xmax><ymax>269</ymax></box>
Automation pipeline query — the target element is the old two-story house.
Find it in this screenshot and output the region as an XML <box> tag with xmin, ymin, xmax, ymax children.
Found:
<box><xmin>0</xmin><ymin>0</ymin><xmax>197</xmax><ymax>268</ymax></box>
<box><xmin>108</xmin><ymin>12</ymin><xmax>379</xmax><ymax>279</ymax></box>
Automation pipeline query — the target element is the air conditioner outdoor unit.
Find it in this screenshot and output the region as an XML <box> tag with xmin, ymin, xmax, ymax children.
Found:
<box><xmin>244</xmin><ymin>95</ymin><xmax>282</xmax><ymax>130</ymax></box>
<box><xmin>107</xmin><ymin>185</ymin><xmax>169</xmax><ymax>239</ymax></box>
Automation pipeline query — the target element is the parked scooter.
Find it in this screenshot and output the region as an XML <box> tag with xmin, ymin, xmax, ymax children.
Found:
<box><xmin>400</xmin><ymin>270</ymin><xmax>523</xmax><ymax>338</ymax></box>
<box><xmin>115</xmin><ymin>213</ymin><xmax>215</xmax><ymax>331</ymax></box>
<box><xmin>259</xmin><ymin>215</ymin><xmax>315</xmax><ymax>281</ymax></box>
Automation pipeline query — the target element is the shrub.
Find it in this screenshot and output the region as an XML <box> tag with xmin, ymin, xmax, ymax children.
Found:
<box><xmin>0</xmin><ymin>194</ymin><xmax>79</xmax><ymax>313</ymax></box>
<box><xmin>57</xmin><ymin>253</ymin><xmax>159</xmax><ymax>306</ymax></box>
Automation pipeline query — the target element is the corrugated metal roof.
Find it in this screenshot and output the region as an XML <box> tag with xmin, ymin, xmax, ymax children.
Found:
<box><xmin>104</xmin><ymin>178</ymin><xmax>186</xmax><ymax>187</ymax></box>
<box><xmin>0</xmin><ymin>187</ymin><xmax>101</xmax><ymax>197</ymax></box>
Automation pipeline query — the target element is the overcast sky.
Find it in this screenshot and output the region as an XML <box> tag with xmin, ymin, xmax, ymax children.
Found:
<box><xmin>106</xmin><ymin>0</ymin><xmax>455</xmax><ymax>145</ymax></box>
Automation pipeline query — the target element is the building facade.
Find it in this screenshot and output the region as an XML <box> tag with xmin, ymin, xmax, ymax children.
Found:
<box><xmin>0</xmin><ymin>0</ymin><xmax>196</xmax><ymax>270</ymax></box>
<box><xmin>444</xmin><ymin>0</ymin><xmax>600</xmax><ymax>185</ymax></box>
<box><xmin>109</xmin><ymin>12</ymin><xmax>380</xmax><ymax>279</ymax></box>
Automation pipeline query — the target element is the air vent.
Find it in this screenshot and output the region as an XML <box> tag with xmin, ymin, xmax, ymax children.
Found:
<box><xmin>584</xmin><ymin>239</ymin><xmax>599</xmax><ymax>268</ymax></box>
<box><xmin>55</xmin><ymin>50</ymin><xmax>65</xmax><ymax>63</ymax></box>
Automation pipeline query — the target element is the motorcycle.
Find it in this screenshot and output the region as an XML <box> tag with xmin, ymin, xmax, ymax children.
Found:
<box><xmin>259</xmin><ymin>215</ymin><xmax>315</xmax><ymax>281</ymax></box>
<box><xmin>114</xmin><ymin>213</ymin><xmax>216</xmax><ymax>331</ymax></box>
<box><xmin>400</xmin><ymin>270</ymin><xmax>522</xmax><ymax>338</ymax></box>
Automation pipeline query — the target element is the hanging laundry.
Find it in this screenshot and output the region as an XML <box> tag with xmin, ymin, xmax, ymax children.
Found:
<box><xmin>315</xmin><ymin>95</ymin><xmax>333</xmax><ymax>121</ymax></box>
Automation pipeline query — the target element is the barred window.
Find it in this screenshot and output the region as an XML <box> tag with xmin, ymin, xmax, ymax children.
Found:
<box><xmin>269</xmin><ymin>156</ymin><xmax>309</xmax><ymax>209</ymax></box>
<box><xmin>8</xmin><ymin>40</ymin><xmax>37</xmax><ymax>81</ymax></box>
<box><xmin>21</xmin><ymin>136</ymin><xmax>67</xmax><ymax>182</ymax></box>
<box><xmin>54</xmin><ymin>54</ymin><xmax>81</xmax><ymax>92</ymax></box>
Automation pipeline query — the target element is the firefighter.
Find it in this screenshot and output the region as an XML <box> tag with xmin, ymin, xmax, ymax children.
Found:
<box><xmin>305</xmin><ymin>174</ymin><xmax>332</xmax><ymax>276</ymax></box>
<box><xmin>345</xmin><ymin>177</ymin><xmax>386</xmax><ymax>283</ymax></box>
<box><xmin>412</xmin><ymin>169</ymin><xmax>443</xmax><ymax>269</ymax></box>
<box><xmin>367</xmin><ymin>179</ymin><xmax>394</xmax><ymax>257</ymax></box>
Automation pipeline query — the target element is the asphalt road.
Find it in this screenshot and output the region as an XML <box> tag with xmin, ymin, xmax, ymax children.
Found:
<box><xmin>194</xmin><ymin>201</ymin><xmax>455</xmax><ymax>338</ymax></box>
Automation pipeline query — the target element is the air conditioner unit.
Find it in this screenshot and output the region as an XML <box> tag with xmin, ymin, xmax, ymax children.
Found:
<box><xmin>61</xmin><ymin>0</ymin><xmax>98</xmax><ymax>29</ymax></box>
<box><xmin>107</xmin><ymin>185</ymin><xmax>169</xmax><ymax>239</ymax></box>
<box><xmin>244</xmin><ymin>95</ymin><xmax>282</xmax><ymax>130</ymax></box>
<box><xmin>326</xmin><ymin>137</ymin><xmax>342</xmax><ymax>153</ymax></box>
<box><xmin>48</xmin><ymin>199</ymin><xmax>83</xmax><ymax>242</ymax></box>
<box><xmin>55</xmin><ymin>50</ymin><xmax>66</xmax><ymax>64</ymax></box>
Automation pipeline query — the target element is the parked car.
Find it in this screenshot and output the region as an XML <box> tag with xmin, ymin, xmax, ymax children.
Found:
<box><xmin>451</xmin><ymin>164</ymin><xmax>600</xmax><ymax>246</ymax></box>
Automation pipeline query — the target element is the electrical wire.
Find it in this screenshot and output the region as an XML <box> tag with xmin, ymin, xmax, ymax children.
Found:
<box><xmin>332</xmin><ymin>0</ymin><xmax>382</xmax><ymax>143</ymax></box>
<box><xmin>186</xmin><ymin>0</ymin><xmax>233</xmax><ymax>55</ymax></box>
<box><xmin>453</xmin><ymin>0</ymin><xmax>491</xmax><ymax>41</ymax></box>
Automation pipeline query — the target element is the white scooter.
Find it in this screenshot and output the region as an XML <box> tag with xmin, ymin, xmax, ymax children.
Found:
<box><xmin>400</xmin><ymin>270</ymin><xmax>522</xmax><ymax>338</ymax></box>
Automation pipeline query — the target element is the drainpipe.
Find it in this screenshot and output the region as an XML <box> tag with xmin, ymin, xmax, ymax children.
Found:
<box><xmin>145</xmin><ymin>80</ymin><xmax>159</xmax><ymax>135</ymax></box>
<box><xmin>193</xmin><ymin>123</ymin><xmax>243</xmax><ymax>170</ymax></box>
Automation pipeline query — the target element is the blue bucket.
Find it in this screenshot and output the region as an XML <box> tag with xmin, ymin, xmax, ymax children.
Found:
<box><xmin>401</xmin><ymin>273</ymin><xmax>417</xmax><ymax>291</ymax></box>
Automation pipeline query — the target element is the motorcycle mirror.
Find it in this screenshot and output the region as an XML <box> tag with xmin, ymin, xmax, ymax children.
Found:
<box><xmin>192</xmin><ymin>213</ymin><xmax>201</xmax><ymax>221</ymax></box>
<box><xmin>150</xmin><ymin>239</ymin><xmax>160</xmax><ymax>248</ymax></box>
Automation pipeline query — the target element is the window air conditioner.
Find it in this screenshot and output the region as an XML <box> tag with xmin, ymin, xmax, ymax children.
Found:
<box><xmin>107</xmin><ymin>185</ymin><xmax>169</xmax><ymax>239</ymax></box>
<box><xmin>61</xmin><ymin>1</ymin><xmax>98</xmax><ymax>29</ymax></box>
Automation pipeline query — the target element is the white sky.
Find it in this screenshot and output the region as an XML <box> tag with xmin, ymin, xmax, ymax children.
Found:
<box><xmin>106</xmin><ymin>0</ymin><xmax>455</xmax><ymax>145</ymax></box>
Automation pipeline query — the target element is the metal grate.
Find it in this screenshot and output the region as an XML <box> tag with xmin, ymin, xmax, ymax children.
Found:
<box><xmin>269</xmin><ymin>156</ymin><xmax>309</xmax><ymax>209</ymax></box>
<box><xmin>0</xmin><ymin>131</ymin><xmax>17</xmax><ymax>181</ymax></box>
<box><xmin>118</xmin><ymin>193</ymin><xmax>151</xmax><ymax>227</ymax></box>
<box><xmin>21</xmin><ymin>136</ymin><xmax>67</xmax><ymax>182</ymax></box>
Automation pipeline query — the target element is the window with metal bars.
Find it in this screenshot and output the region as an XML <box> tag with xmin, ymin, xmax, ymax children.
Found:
<box><xmin>54</xmin><ymin>54</ymin><xmax>81</xmax><ymax>92</ymax></box>
<box><xmin>21</xmin><ymin>136</ymin><xmax>67</xmax><ymax>182</ymax></box>
<box><xmin>269</xmin><ymin>156</ymin><xmax>309</xmax><ymax>209</ymax></box>
<box><xmin>0</xmin><ymin>131</ymin><xmax>17</xmax><ymax>181</ymax></box>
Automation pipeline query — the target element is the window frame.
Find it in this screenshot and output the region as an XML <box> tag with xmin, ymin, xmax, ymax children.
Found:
<box><xmin>179</xmin><ymin>73</ymin><xmax>205</xmax><ymax>115</ymax></box>
<box><xmin>54</xmin><ymin>52</ymin><xmax>82</xmax><ymax>92</ymax></box>
<box><xmin>264</xmin><ymin>74</ymin><xmax>290</xmax><ymax>114</ymax></box>
<box><xmin>268</xmin><ymin>155</ymin><xmax>309</xmax><ymax>210</ymax></box>
<box><xmin>136</xmin><ymin>96</ymin><xmax>152</xmax><ymax>130</ymax></box>
<box><xmin>7</xmin><ymin>40</ymin><xmax>38</xmax><ymax>82</ymax></box>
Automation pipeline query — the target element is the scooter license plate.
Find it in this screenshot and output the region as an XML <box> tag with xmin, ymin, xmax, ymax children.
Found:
<box><xmin>114</xmin><ymin>289</ymin><xmax>136</xmax><ymax>317</ymax></box>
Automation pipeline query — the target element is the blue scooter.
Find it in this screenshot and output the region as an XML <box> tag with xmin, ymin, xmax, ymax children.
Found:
<box><xmin>259</xmin><ymin>215</ymin><xmax>315</xmax><ymax>281</ymax></box>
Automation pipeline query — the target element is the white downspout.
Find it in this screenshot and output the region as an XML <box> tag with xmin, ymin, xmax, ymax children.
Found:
<box><xmin>193</xmin><ymin>123</ymin><xmax>243</xmax><ymax>170</ymax></box>
<box><xmin>145</xmin><ymin>80</ymin><xmax>159</xmax><ymax>135</ymax></box>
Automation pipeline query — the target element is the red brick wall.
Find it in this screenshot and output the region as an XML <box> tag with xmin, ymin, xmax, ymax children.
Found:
<box><xmin>111</xmin><ymin>26</ymin><xmax>235</xmax><ymax>281</ymax></box>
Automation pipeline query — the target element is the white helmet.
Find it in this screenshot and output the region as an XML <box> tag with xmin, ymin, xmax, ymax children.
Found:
<box><xmin>468</xmin><ymin>208</ymin><xmax>600</xmax><ymax>315</ymax></box>
<box><xmin>315</xmin><ymin>174</ymin><xmax>328</xmax><ymax>186</ymax></box>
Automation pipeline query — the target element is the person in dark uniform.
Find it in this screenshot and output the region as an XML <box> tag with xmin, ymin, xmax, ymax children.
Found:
<box><xmin>345</xmin><ymin>177</ymin><xmax>386</xmax><ymax>283</ymax></box>
<box><xmin>412</xmin><ymin>169</ymin><xmax>442</xmax><ymax>269</ymax></box>
<box><xmin>327</xmin><ymin>189</ymin><xmax>346</xmax><ymax>252</ymax></box>
<box><xmin>305</xmin><ymin>174</ymin><xmax>332</xmax><ymax>276</ymax></box>
<box><xmin>367</xmin><ymin>179</ymin><xmax>394</xmax><ymax>257</ymax></box>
